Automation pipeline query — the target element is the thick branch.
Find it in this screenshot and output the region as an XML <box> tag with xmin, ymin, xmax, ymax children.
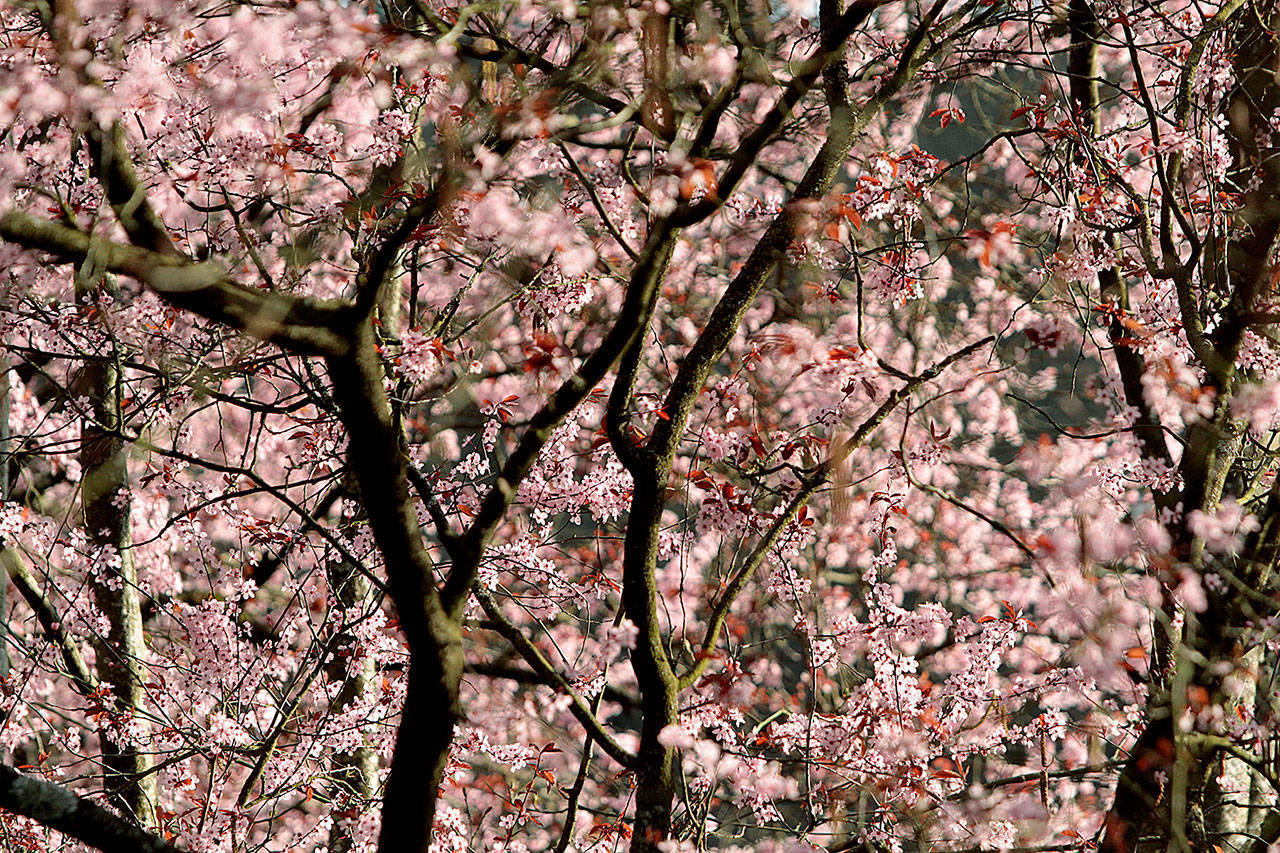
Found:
<box><xmin>649</xmin><ymin>0</ymin><xmax>946</xmax><ymax>462</ymax></box>
<box><xmin>443</xmin><ymin>226</ymin><xmax>678</xmax><ymax>614</ymax></box>
<box><xmin>0</xmin><ymin>764</ymin><xmax>186</xmax><ymax>853</ymax></box>
<box><xmin>1066</xmin><ymin>1</ymin><xmax>1174</xmax><ymax>472</ymax></box>
<box><xmin>1</xmin><ymin>548</ymin><xmax>97</xmax><ymax>695</ymax></box>
<box><xmin>669</xmin><ymin>0</ymin><xmax>898</xmax><ymax>227</ymax></box>
<box><xmin>0</xmin><ymin>212</ymin><xmax>352</xmax><ymax>357</ymax></box>
<box><xmin>326</xmin><ymin>321</ymin><xmax>462</xmax><ymax>853</ymax></box>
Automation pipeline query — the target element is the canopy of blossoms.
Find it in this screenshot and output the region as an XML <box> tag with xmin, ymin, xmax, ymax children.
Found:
<box><xmin>0</xmin><ymin>0</ymin><xmax>1276</xmax><ymax>852</ymax></box>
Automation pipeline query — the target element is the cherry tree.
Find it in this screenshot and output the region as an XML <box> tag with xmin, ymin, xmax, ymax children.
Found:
<box><xmin>0</xmin><ymin>0</ymin><xmax>1277</xmax><ymax>851</ymax></box>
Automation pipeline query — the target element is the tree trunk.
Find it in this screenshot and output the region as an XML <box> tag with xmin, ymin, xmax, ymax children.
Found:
<box><xmin>622</xmin><ymin>471</ymin><xmax>679</xmax><ymax>852</ymax></box>
<box><xmin>77</xmin><ymin>274</ymin><xmax>156</xmax><ymax>827</ymax></box>
<box><xmin>0</xmin><ymin>357</ymin><xmax>12</xmax><ymax>679</ymax></box>
<box><xmin>326</xmin><ymin>318</ymin><xmax>463</xmax><ymax>853</ymax></box>
<box><xmin>325</xmin><ymin>560</ymin><xmax>379</xmax><ymax>853</ymax></box>
<box><xmin>376</xmin><ymin>644</ymin><xmax>462</xmax><ymax>852</ymax></box>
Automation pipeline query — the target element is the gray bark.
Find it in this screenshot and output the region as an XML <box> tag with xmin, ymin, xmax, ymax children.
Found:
<box><xmin>77</xmin><ymin>274</ymin><xmax>156</xmax><ymax>827</ymax></box>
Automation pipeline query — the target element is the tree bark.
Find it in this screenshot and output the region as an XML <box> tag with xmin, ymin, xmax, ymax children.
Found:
<box><xmin>327</xmin><ymin>319</ymin><xmax>463</xmax><ymax>853</ymax></box>
<box><xmin>0</xmin><ymin>356</ymin><xmax>12</xmax><ymax>679</ymax></box>
<box><xmin>621</xmin><ymin>470</ymin><xmax>679</xmax><ymax>853</ymax></box>
<box><xmin>1097</xmin><ymin>4</ymin><xmax>1280</xmax><ymax>849</ymax></box>
<box><xmin>77</xmin><ymin>273</ymin><xmax>156</xmax><ymax>827</ymax></box>
<box><xmin>325</xmin><ymin>560</ymin><xmax>379</xmax><ymax>853</ymax></box>
<box><xmin>0</xmin><ymin>764</ymin><xmax>185</xmax><ymax>853</ymax></box>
